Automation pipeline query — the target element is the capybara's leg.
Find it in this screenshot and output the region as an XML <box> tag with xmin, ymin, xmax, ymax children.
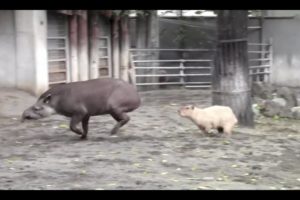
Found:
<box><xmin>110</xmin><ymin>110</ymin><xmax>130</xmax><ymax>135</ymax></box>
<box><xmin>223</xmin><ymin>124</ymin><xmax>234</xmax><ymax>137</ymax></box>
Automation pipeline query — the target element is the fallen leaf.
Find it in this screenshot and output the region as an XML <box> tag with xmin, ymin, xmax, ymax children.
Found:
<box><xmin>231</xmin><ymin>164</ymin><xmax>238</xmax><ymax>168</ymax></box>
<box><xmin>223</xmin><ymin>141</ymin><xmax>230</xmax><ymax>145</ymax></box>
<box><xmin>107</xmin><ymin>183</ymin><xmax>117</xmax><ymax>186</ymax></box>
<box><xmin>170</xmin><ymin>103</ymin><xmax>178</xmax><ymax>106</ymax></box>
<box><xmin>162</xmin><ymin>154</ymin><xmax>169</xmax><ymax>156</ymax></box>
<box><xmin>297</xmin><ymin>178</ymin><xmax>300</xmax><ymax>182</ymax></box>
<box><xmin>162</xmin><ymin>160</ymin><xmax>168</xmax><ymax>163</ymax></box>
<box><xmin>251</xmin><ymin>178</ymin><xmax>257</xmax><ymax>182</ymax></box>
<box><xmin>161</xmin><ymin>172</ymin><xmax>168</xmax><ymax>175</ymax></box>
<box><xmin>197</xmin><ymin>186</ymin><xmax>209</xmax><ymax>189</ymax></box>
<box><xmin>147</xmin><ymin>158</ymin><xmax>153</xmax><ymax>161</ymax></box>
<box><xmin>52</xmin><ymin>126</ymin><xmax>58</xmax><ymax>129</ymax></box>
<box><xmin>95</xmin><ymin>188</ymin><xmax>104</xmax><ymax>190</ymax></box>
<box><xmin>133</xmin><ymin>163</ymin><xmax>141</xmax><ymax>167</ymax></box>
<box><xmin>203</xmin><ymin>177</ymin><xmax>214</xmax><ymax>181</ymax></box>
<box><xmin>176</xmin><ymin>168</ymin><xmax>181</xmax><ymax>171</ymax></box>
<box><xmin>269</xmin><ymin>186</ymin><xmax>276</xmax><ymax>190</ymax></box>
<box><xmin>217</xmin><ymin>178</ymin><xmax>223</xmax><ymax>181</ymax></box>
<box><xmin>80</xmin><ymin>170</ymin><xmax>87</xmax><ymax>174</ymax></box>
<box><xmin>59</xmin><ymin>124</ymin><xmax>68</xmax><ymax>129</ymax></box>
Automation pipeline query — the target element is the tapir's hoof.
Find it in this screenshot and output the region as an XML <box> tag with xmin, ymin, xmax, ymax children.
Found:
<box><xmin>80</xmin><ymin>135</ymin><xmax>87</xmax><ymax>140</ymax></box>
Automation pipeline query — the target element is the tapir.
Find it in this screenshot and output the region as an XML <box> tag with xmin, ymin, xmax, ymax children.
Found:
<box><xmin>21</xmin><ymin>78</ymin><xmax>141</xmax><ymax>139</ymax></box>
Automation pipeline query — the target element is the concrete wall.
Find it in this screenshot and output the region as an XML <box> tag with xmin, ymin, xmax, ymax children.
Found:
<box><xmin>15</xmin><ymin>10</ymin><xmax>48</xmax><ymax>96</ymax></box>
<box><xmin>0</xmin><ymin>10</ymin><xmax>16</xmax><ymax>88</ymax></box>
<box><xmin>263</xmin><ymin>16</ymin><xmax>300</xmax><ymax>87</ymax></box>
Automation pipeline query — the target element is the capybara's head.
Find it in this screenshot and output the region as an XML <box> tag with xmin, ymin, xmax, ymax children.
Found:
<box><xmin>21</xmin><ymin>94</ymin><xmax>56</xmax><ymax>122</ymax></box>
<box><xmin>178</xmin><ymin>105</ymin><xmax>195</xmax><ymax>117</ymax></box>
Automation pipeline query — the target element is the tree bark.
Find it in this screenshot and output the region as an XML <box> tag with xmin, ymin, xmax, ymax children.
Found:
<box><xmin>78</xmin><ymin>10</ymin><xmax>89</xmax><ymax>81</ymax></box>
<box><xmin>89</xmin><ymin>11</ymin><xmax>100</xmax><ymax>79</ymax></box>
<box><xmin>69</xmin><ymin>14</ymin><xmax>79</xmax><ymax>82</ymax></box>
<box><xmin>212</xmin><ymin>10</ymin><xmax>254</xmax><ymax>127</ymax></box>
<box><xmin>120</xmin><ymin>15</ymin><xmax>130</xmax><ymax>82</ymax></box>
<box><xmin>146</xmin><ymin>10</ymin><xmax>160</xmax><ymax>89</ymax></box>
<box><xmin>136</xmin><ymin>12</ymin><xmax>147</xmax><ymax>85</ymax></box>
<box><xmin>111</xmin><ymin>14</ymin><xmax>120</xmax><ymax>79</ymax></box>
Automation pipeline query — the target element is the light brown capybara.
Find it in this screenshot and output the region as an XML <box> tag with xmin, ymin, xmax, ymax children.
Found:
<box><xmin>178</xmin><ymin>105</ymin><xmax>238</xmax><ymax>137</ymax></box>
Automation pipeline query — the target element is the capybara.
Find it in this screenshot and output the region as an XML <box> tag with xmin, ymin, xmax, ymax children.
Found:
<box><xmin>178</xmin><ymin>105</ymin><xmax>238</xmax><ymax>137</ymax></box>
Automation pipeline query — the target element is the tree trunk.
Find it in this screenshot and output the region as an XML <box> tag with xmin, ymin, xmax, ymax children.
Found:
<box><xmin>136</xmin><ymin>12</ymin><xmax>147</xmax><ymax>86</ymax></box>
<box><xmin>146</xmin><ymin>10</ymin><xmax>160</xmax><ymax>89</ymax></box>
<box><xmin>69</xmin><ymin>14</ymin><xmax>79</xmax><ymax>82</ymax></box>
<box><xmin>111</xmin><ymin>14</ymin><xmax>120</xmax><ymax>79</ymax></box>
<box><xmin>120</xmin><ymin>15</ymin><xmax>130</xmax><ymax>82</ymax></box>
<box><xmin>78</xmin><ymin>10</ymin><xmax>89</xmax><ymax>81</ymax></box>
<box><xmin>89</xmin><ymin>11</ymin><xmax>100</xmax><ymax>79</ymax></box>
<box><xmin>212</xmin><ymin>10</ymin><xmax>254</xmax><ymax>127</ymax></box>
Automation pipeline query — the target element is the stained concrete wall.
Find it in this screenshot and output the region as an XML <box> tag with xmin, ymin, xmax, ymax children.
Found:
<box><xmin>15</xmin><ymin>10</ymin><xmax>48</xmax><ymax>96</ymax></box>
<box><xmin>0</xmin><ymin>10</ymin><xmax>16</xmax><ymax>88</ymax></box>
<box><xmin>262</xmin><ymin>11</ymin><xmax>300</xmax><ymax>87</ymax></box>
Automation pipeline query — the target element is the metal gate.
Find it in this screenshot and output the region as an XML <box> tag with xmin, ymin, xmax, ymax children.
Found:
<box><xmin>130</xmin><ymin>43</ymin><xmax>272</xmax><ymax>89</ymax></box>
<box><xmin>47</xmin><ymin>11</ymin><xmax>70</xmax><ymax>87</ymax></box>
<box><xmin>98</xmin><ymin>36</ymin><xmax>112</xmax><ymax>77</ymax></box>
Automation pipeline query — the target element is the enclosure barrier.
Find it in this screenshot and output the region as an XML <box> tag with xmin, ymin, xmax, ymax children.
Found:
<box><xmin>130</xmin><ymin>43</ymin><xmax>272</xmax><ymax>89</ymax></box>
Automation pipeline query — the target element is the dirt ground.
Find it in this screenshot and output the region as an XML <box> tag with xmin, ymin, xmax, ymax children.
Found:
<box><xmin>0</xmin><ymin>88</ymin><xmax>300</xmax><ymax>190</ymax></box>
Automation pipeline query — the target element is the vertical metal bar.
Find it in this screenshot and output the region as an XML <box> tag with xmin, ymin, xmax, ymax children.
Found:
<box><xmin>65</xmin><ymin>15</ymin><xmax>71</xmax><ymax>83</ymax></box>
<box><xmin>179</xmin><ymin>59</ymin><xmax>184</xmax><ymax>86</ymax></box>
<box><xmin>107</xmin><ymin>37</ymin><xmax>112</xmax><ymax>77</ymax></box>
<box><xmin>69</xmin><ymin>14</ymin><xmax>79</xmax><ymax>82</ymax></box>
<box><xmin>89</xmin><ymin>11</ymin><xmax>100</xmax><ymax>79</ymax></box>
<box><xmin>268</xmin><ymin>38</ymin><xmax>273</xmax><ymax>83</ymax></box>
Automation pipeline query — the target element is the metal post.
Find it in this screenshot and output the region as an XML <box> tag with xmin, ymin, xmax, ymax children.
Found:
<box><xmin>268</xmin><ymin>38</ymin><xmax>273</xmax><ymax>83</ymax></box>
<box><xmin>179</xmin><ymin>59</ymin><xmax>185</xmax><ymax>86</ymax></box>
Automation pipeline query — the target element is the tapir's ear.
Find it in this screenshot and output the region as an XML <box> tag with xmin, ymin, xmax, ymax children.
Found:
<box><xmin>43</xmin><ymin>94</ymin><xmax>51</xmax><ymax>104</ymax></box>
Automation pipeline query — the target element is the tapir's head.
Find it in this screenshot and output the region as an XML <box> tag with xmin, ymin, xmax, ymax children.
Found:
<box><xmin>178</xmin><ymin>105</ymin><xmax>195</xmax><ymax>117</ymax></box>
<box><xmin>21</xmin><ymin>93</ymin><xmax>56</xmax><ymax>122</ymax></box>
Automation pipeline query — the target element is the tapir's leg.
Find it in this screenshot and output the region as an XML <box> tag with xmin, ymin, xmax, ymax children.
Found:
<box><xmin>110</xmin><ymin>110</ymin><xmax>130</xmax><ymax>135</ymax></box>
<box><xmin>70</xmin><ymin>115</ymin><xmax>85</xmax><ymax>136</ymax></box>
<box><xmin>81</xmin><ymin>116</ymin><xmax>90</xmax><ymax>139</ymax></box>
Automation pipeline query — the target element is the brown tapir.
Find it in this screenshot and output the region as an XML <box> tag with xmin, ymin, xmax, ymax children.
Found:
<box><xmin>21</xmin><ymin>78</ymin><xmax>141</xmax><ymax>139</ymax></box>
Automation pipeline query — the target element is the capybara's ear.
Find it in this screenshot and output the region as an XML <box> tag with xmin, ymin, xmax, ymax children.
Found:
<box><xmin>191</xmin><ymin>105</ymin><xmax>195</xmax><ymax>109</ymax></box>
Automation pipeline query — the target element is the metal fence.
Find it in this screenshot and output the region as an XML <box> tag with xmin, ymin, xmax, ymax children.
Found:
<box><xmin>130</xmin><ymin>42</ymin><xmax>272</xmax><ymax>89</ymax></box>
